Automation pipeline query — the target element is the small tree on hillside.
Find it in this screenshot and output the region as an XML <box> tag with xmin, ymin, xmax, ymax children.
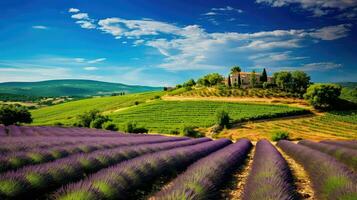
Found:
<box><xmin>183</xmin><ymin>79</ymin><xmax>196</xmax><ymax>88</ymax></box>
<box><xmin>304</xmin><ymin>84</ymin><xmax>342</xmax><ymax>110</ymax></box>
<box><xmin>260</xmin><ymin>68</ymin><xmax>268</xmax><ymax>82</ymax></box>
<box><xmin>0</xmin><ymin>104</ymin><xmax>32</xmax><ymax>126</ymax></box>
<box><xmin>216</xmin><ymin>109</ymin><xmax>230</xmax><ymax>128</ymax></box>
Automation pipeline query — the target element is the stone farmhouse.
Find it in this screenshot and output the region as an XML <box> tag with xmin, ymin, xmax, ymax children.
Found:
<box><xmin>226</xmin><ymin>71</ymin><xmax>273</xmax><ymax>87</ymax></box>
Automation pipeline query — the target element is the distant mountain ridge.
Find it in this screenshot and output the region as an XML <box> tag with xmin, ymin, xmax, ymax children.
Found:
<box><xmin>0</xmin><ymin>79</ymin><xmax>162</xmax><ymax>97</ymax></box>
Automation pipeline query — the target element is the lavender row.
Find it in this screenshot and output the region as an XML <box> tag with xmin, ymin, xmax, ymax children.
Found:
<box><xmin>242</xmin><ymin>140</ymin><xmax>298</xmax><ymax>200</ymax></box>
<box><xmin>299</xmin><ymin>140</ymin><xmax>357</xmax><ymax>172</ymax></box>
<box><xmin>278</xmin><ymin>140</ymin><xmax>357</xmax><ymax>200</ymax></box>
<box><xmin>0</xmin><ymin>137</ymin><xmax>211</xmax><ymax>199</ymax></box>
<box><xmin>54</xmin><ymin>139</ymin><xmax>231</xmax><ymax>200</ymax></box>
<box><xmin>4</xmin><ymin>125</ymin><xmax>126</xmax><ymax>137</ymax></box>
<box><xmin>0</xmin><ymin>136</ymin><xmax>189</xmax><ymax>174</ymax></box>
<box><xmin>321</xmin><ymin>140</ymin><xmax>357</xmax><ymax>150</ymax></box>
<box><xmin>153</xmin><ymin>139</ymin><xmax>252</xmax><ymax>200</ymax></box>
<box><xmin>0</xmin><ymin>136</ymin><xmax>187</xmax><ymax>173</ymax></box>
<box><xmin>0</xmin><ymin>134</ymin><xmax>183</xmax><ymax>154</ymax></box>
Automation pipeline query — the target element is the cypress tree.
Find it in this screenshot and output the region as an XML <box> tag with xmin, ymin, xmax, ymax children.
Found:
<box><xmin>227</xmin><ymin>75</ymin><xmax>232</xmax><ymax>87</ymax></box>
<box><xmin>238</xmin><ymin>73</ymin><xmax>241</xmax><ymax>88</ymax></box>
<box><xmin>261</xmin><ymin>68</ymin><xmax>268</xmax><ymax>82</ymax></box>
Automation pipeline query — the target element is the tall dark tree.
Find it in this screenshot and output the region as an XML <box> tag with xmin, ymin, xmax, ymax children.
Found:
<box><xmin>260</xmin><ymin>68</ymin><xmax>268</xmax><ymax>82</ymax></box>
<box><xmin>237</xmin><ymin>73</ymin><xmax>241</xmax><ymax>88</ymax></box>
<box><xmin>227</xmin><ymin>75</ymin><xmax>232</xmax><ymax>87</ymax></box>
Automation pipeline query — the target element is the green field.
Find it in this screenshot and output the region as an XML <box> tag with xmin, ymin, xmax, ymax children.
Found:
<box><xmin>31</xmin><ymin>92</ymin><xmax>308</xmax><ymax>133</ymax></box>
<box><xmin>32</xmin><ymin>91</ymin><xmax>164</xmax><ymax>125</ymax></box>
<box><xmin>109</xmin><ymin>100</ymin><xmax>308</xmax><ymax>133</ymax></box>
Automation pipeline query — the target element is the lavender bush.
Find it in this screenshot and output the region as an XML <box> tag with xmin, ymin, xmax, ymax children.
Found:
<box><xmin>299</xmin><ymin>140</ymin><xmax>357</xmax><ymax>172</ymax></box>
<box><xmin>0</xmin><ymin>137</ymin><xmax>210</xmax><ymax>199</ymax></box>
<box><xmin>320</xmin><ymin>140</ymin><xmax>357</xmax><ymax>150</ymax></box>
<box><xmin>53</xmin><ymin>139</ymin><xmax>231</xmax><ymax>200</ymax></box>
<box><xmin>242</xmin><ymin>139</ymin><xmax>298</xmax><ymax>200</ymax></box>
<box><xmin>153</xmin><ymin>139</ymin><xmax>252</xmax><ymax>200</ymax></box>
<box><xmin>278</xmin><ymin>140</ymin><xmax>357</xmax><ymax>200</ymax></box>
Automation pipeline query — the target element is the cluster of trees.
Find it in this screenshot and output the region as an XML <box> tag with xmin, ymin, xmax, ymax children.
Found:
<box><xmin>273</xmin><ymin>71</ymin><xmax>311</xmax><ymax>95</ymax></box>
<box><xmin>74</xmin><ymin>109</ymin><xmax>118</xmax><ymax>131</ymax></box>
<box><xmin>0</xmin><ymin>104</ymin><xmax>32</xmax><ymax>126</ymax></box>
<box><xmin>304</xmin><ymin>84</ymin><xmax>342</xmax><ymax>110</ymax></box>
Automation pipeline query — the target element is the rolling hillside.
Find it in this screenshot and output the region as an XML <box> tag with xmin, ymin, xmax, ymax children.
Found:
<box><xmin>0</xmin><ymin>79</ymin><xmax>162</xmax><ymax>97</ymax></box>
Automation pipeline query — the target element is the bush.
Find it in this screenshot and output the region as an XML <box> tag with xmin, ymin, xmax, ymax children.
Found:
<box><xmin>304</xmin><ymin>84</ymin><xmax>342</xmax><ymax>110</ymax></box>
<box><xmin>271</xmin><ymin>130</ymin><xmax>290</xmax><ymax>141</ymax></box>
<box><xmin>0</xmin><ymin>104</ymin><xmax>32</xmax><ymax>125</ymax></box>
<box><xmin>180</xmin><ymin>126</ymin><xmax>203</xmax><ymax>138</ymax></box>
<box><xmin>90</xmin><ymin>116</ymin><xmax>110</xmax><ymax>129</ymax></box>
<box><xmin>102</xmin><ymin>122</ymin><xmax>118</xmax><ymax>131</ymax></box>
<box><xmin>215</xmin><ymin>109</ymin><xmax>230</xmax><ymax>128</ymax></box>
<box><xmin>124</xmin><ymin>122</ymin><xmax>148</xmax><ymax>134</ymax></box>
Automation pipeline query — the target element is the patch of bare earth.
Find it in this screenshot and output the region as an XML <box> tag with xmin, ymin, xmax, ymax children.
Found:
<box><xmin>276</xmin><ymin>146</ymin><xmax>316</xmax><ymax>200</ymax></box>
<box><xmin>220</xmin><ymin>144</ymin><xmax>256</xmax><ymax>200</ymax></box>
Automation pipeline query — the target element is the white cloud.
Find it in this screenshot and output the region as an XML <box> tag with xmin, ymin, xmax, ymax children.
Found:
<box><xmin>256</xmin><ymin>0</ymin><xmax>357</xmax><ymax>17</ymax></box>
<box><xmin>32</xmin><ymin>25</ymin><xmax>48</xmax><ymax>30</ymax></box>
<box><xmin>88</xmin><ymin>58</ymin><xmax>106</xmax><ymax>64</ymax></box>
<box><xmin>309</xmin><ymin>24</ymin><xmax>351</xmax><ymax>40</ymax></box>
<box><xmin>83</xmin><ymin>67</ymin><xmax>99</xmax><ymax>71</ymax></box>
<box><xmin>76</xmin><ymin>20</ymin><xmax>96</xmax><ymax>29</ymax></box>
<box><xmin>203</xmin><ymin>12</ymin><xmax>217</xmax><ymax>16</ymax></box>
<box><xmin>71</xmin><ymin>13</ymin><xmax>89</xmax><ymax>20</ymax></box>
<box><xmin>69</xmin><ymin>11</ymin><xmax>352</xmax><ymax>71</ymax></box>
<box><xmin>212</xmin><ymin>6</ymin><xmax>243</xmax><ymax>13</ymax></box>
<box><xmin>68</xmin><ymin>8</ymin><xmax>80</xmax><ymax>13</ymax></box>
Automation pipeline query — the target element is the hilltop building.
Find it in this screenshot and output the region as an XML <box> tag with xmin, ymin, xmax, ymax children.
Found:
<box><xmin>226</xmin><ymin>71</ymin><xmax>273</xmax><ymax>88</ymax></box>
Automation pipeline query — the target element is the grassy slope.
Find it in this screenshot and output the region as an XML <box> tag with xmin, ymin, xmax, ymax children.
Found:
<box><xmin>218</xmin><ymin>110</ymin><xmax>357</xmax><ymax>141</ymax></box>
<box><xmin>32</xmin><ymin>91</ymin><xmax>163</xmax><ymax>125</ymax></box>
<box><xmin>109</xmin><ymin>101</ymin><xmax>307</xmax><ymax>133</ymax></box>
<box><xmin>0</xmin><ymin>79</ymin><xmax>162</xmax><ymax>97</ymax></box>
<box><xmin>339</xmin><ymin>82</ymin><xmax>357</xmax><ymax>103</ymax></box>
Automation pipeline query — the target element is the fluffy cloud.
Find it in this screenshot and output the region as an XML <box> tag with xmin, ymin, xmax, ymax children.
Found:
<box><xmin>256</xmin><ymin>0</ymin><xmax>357</xmax><ymax>17</ymax></box>
<box><xmin>71</xmin><ymin>13</ymin><xmax>89</xmax><ymax>20</ymax></box>
<box><xmin>88</xmin><ymin>58</ymin><xmax>106</xmax><ymax>64</ymax></box>
<box><xmin>68</xmin><ymin>8</ymin><xmax>80</xmax><ymax>13</ymax></box>
<box><xmin>76</xmin><ymin>20</ymin><xmax>96</xmax><ymax>29</ymax></box>
<box><xmin>84</xmin><ymin>67</ymin><xmax>99</xmax><ymax>71</ymax></box>
<box><xmin>70</xmin><ymin>9</ymin><xmax>96</xmax><ymax>29</ymax></box>
<box><xmin>69</xmin><ymin>10</ymin><xmax>352</xmax><ymax>72</ymax></box>
<box><xmin>32</xmin><ymin>25</ymin><xmax>48</xmax><ymax>30</ymax></box>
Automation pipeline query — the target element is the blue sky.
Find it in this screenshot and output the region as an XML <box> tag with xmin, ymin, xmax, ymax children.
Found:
<box><xmin>0</xmin><ymin>0</ymin><xmax>356</xmax><ymax>86</ymax></box>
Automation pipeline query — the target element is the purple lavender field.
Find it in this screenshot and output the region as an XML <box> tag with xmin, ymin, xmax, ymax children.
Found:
<box><xmin>0</xmin><ymin>125</ymin><xmax>356</xmax><ymax>200</ymax></box>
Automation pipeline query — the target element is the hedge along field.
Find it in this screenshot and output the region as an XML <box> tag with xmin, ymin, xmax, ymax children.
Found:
<box><xmin>109</xmin><ymin>100</ymin><xmax>309</xmax><ymax>133</ymax></box>
<box><xmin>31</xmin><ymin>91</ymin><xmax>164</xmax><ymax>125</ymax></box>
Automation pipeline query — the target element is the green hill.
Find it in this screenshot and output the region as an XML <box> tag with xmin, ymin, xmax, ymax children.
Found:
<box><xmin>0</xmin><ymin>79</ymin><xmax>162</xmax><ymax>97</ymax></box>
<box><xmin>338</xmin><ymin>82</ymin><xmax>357</xmax><ymax>103</ymax></box>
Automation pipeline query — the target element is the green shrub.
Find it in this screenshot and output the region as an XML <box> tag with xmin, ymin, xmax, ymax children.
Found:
<box><xmin>304</xmin><ymin>84</ymin><xmax>342</xmax><ymax>110</ymax></box>
<box><xmin>102</xmin><ymin>122</ymin><xmax>118</xmax><ymax>131</ymax></box>
<box><xmin>180</xmin><ymin>126</ymin><xmax>203</xmax><ymax>138</ymax></box>
<box><xmin>271</xmin><ymin>130</ymin><xmax>290</xmax><ymax>141</ymax></box>
<box><xmin>215</xmin><ymin>109</ymin><xmax>230</xmax><ymax>128</ymax></box>
<box><xmin>90</xmin><ymin>116</ymin><xmax>110</xmax><ymax>129</ymax></box>
<box><xmin>123</xmin><ymin>122</ymin><xmax>148</xmax><ymax>134</ymax></box>
<box><xmin>0</xmin><ymin>104</ymin><xmax>32</xmax><ymax>125</ymax></box>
